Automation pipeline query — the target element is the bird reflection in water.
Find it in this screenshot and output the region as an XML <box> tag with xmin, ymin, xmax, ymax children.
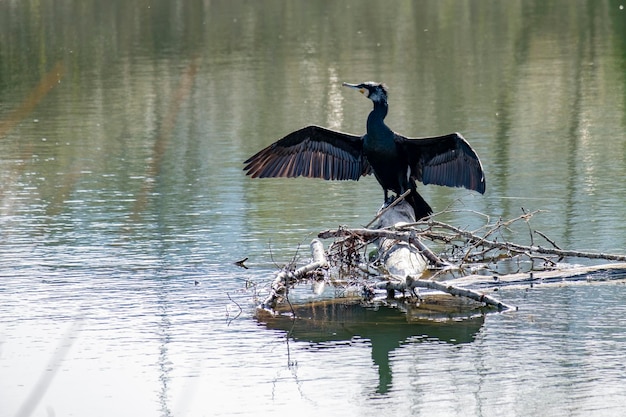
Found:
<box><xmin>257</xmin><ymin>301</ymin><xmax>484</xmax><ymax>394</ymax></box>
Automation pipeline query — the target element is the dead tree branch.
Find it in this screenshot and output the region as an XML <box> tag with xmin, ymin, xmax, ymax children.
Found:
<box><xmin>375</xmin><ymin>276</ymin><xmax>517</xmax><ymax>311</ymax></box>
<box><xmin>365</xmin><ymin>189</ymin><xmax>412</xmax><ymax>228</ymax></box>
<box><xmin>260</xmin><ymin>239</ymin><xmax>328</xmax><ymax>311</ymax></box>
<box><xmin>423</xmin><ymin>220</ymin><xmax>626</xmax><ymax>262</ymax></box>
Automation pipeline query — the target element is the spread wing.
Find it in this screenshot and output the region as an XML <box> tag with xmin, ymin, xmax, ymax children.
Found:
<box><xmin>243</xmin><ymin>125</ymin><xmax>372</xmax><ymax>180</ymax></box>
<box><xmin>396</xmin><ymin>132</ymin><xmax>486</xmax><ymax>193</ymax></box>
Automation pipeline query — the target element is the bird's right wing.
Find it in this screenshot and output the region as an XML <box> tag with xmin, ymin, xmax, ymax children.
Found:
<box><xmin>397</xmin><ymin>132</ymin><xmax>486</xmax><ymax>193</ymax></box>
<box><xmin>243</xmin><ymin>125</ymin><xmax>372</xmax><ymax>180</ymax></box>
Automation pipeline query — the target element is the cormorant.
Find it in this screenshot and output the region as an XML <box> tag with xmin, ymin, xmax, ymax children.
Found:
<box><xmin>243</xmin><ymin>82</ymin><xmax>485</xmax><ymax>219</ymax></box>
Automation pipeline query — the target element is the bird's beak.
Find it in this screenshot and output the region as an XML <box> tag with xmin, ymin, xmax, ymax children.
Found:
<box><xmin>342</xmin><ymin>82</ymin><xmax>366</xmax><ymax>95</ymax></box>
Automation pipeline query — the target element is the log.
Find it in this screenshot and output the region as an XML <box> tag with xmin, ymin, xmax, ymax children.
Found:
<box><xmin>370</xmin><ymin>200</ymin><xmax>427</xmax><ymax>279</ymax></box>
<box><xmin>318</xmin><ymin>227</ymin><xmax>447</xmax><ymax>268</ymax></box>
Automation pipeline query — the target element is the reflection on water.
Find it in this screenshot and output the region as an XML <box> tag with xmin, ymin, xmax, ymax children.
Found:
<box><xmin>258</xmin><ymin>302</ymin><xmax>484</xmax><ymax>394</ymax></box>
<box><xmin>1</xmin><ymin>0</ymin><xmax>626</xmax><ymax>416</ymax></box>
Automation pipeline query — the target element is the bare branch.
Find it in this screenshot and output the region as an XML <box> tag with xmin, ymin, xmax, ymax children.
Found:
<box><xmin>260</xmin><ymin>239</ymin><xmax>328</xmax><ymax>311</ymax></box>
<box><xmin>375</xmin><ymin>276</ymin><xmax>517</xmax><ymax>311</ymax></box>
<box><xmin>534</xmin><ymin>230</ymin><xmax>561</xmax><ymax>249</ymax></box>
<box><xmin>365</xmin><ymin>189</ymin><xmax>412</xmax><ymax>228</ymax></box>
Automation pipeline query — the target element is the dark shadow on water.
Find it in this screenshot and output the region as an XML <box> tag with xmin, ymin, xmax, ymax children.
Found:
<box><xmin>257</xmin><ymin>301</ymin><xmax>484</xmax><ymax>394</ymax></box>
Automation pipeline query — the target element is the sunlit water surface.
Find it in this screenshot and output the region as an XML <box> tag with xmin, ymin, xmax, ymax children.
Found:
<box><xmin>2</xmin><ymin>1</ymin><xmax>626</xmax><ymax>416</ymax></box>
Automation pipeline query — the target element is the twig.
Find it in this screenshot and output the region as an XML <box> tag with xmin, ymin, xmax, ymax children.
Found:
<box><xmin>284</xmin><ymin>290</ymin><xmax>296</xmax><ymax>317</ymax></box>
<box><xmin>408</xmin><ymin>233</ymin><xmax>451</xmax><ymax>267</ymax></box>
<box><xmin>226</xmin><ymin>292</ymin><xmax>243</xmax><ymax>325</ymax></box>
<box><xmin>534</xmin><ymin>230</ymin><xmax>561</xmax><ymax>249</ymax></box>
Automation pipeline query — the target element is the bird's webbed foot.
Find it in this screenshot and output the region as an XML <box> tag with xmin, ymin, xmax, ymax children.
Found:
<box><xmin>383</xmin><ymin>193</ymin><xmax>401</xmax><ymax>207</ymax></box>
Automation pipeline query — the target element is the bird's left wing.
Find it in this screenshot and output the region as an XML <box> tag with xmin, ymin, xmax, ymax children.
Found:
<box><xmin>397</xmin><ymin>132</ymin><xmax>486</xmax><ymax>193</ymax></box>
<box><xmin>244</xmin><ymin>125</ymin><xmax>372</xmax><ymax>180</ymax></box>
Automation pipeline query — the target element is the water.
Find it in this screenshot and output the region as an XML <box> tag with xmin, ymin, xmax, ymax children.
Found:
<box><xmin>1</xmin><ymin>1</ymin><xmax>626</xmax><ymax>416</ymax></box>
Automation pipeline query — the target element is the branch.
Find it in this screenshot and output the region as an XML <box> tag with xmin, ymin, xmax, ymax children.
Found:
<box><xmin>365</xmin><ymin>189</ymin><xmax>413</xmax><ymax>228</ymax></box>
<box><xmin>534</xmin><ymin>230</ymin><xmax>561</xmax><ymax>249</ymax></box>
<box><xmin>425</xmin><ymin>220</ymin><xmax>626</xmax><ymax>262</ymax></box>
<box><xmin>260</xmin><ymin>239</ymin><xmax>328</xmax><ymax>311</ymax></box>
<box><xmin>375</xmin><ymin>276</ymin><xmax>517</xmax><ymax>311</ymax></box>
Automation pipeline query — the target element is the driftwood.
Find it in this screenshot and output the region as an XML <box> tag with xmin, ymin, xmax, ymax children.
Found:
<box><xmin>256</xmin><ymin>203</ymin><xmax>626</xmax><ymax>317</ymax></box>
<box><xmin>260</xmin><ymin>201</ymin><xmax>518</xmax><ymax>314</ymax></box>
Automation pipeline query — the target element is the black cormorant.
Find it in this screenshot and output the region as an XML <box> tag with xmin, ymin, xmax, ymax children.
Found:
<box><xmin>243</xmin><ymin>82</ymin><xmax>485</xmax><ymax>219</ymax></box>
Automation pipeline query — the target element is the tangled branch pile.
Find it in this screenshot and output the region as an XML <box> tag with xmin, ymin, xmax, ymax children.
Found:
<box><xmin>258</xmin><ymin>205</ymin><xmax>626</xmax><ymax>315</ymax></box>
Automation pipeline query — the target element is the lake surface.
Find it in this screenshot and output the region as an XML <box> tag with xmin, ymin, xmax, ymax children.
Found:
<box><xmin>2</xmin><ymin>1</ymin><xmax>626</xmax><ymax>416</ymax></box>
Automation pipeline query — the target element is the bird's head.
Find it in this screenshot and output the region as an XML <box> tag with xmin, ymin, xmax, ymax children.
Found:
<box><xmin>343</xmin><ymin>81</ymin><xmax>388</xmax><ymax>104</ymax></box>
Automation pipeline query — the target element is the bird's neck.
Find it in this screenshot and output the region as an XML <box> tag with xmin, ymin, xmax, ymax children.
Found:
<box><xmin>366</xmin><ymin>100</ymin><xmax>389</xmax><ymax>133</ymax></box>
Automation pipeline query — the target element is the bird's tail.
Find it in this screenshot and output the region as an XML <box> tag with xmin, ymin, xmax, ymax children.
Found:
<box><xmin>407</xmin><ymin>181</ymin><xmax>433</xmax><ymax>220</ymax></box>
